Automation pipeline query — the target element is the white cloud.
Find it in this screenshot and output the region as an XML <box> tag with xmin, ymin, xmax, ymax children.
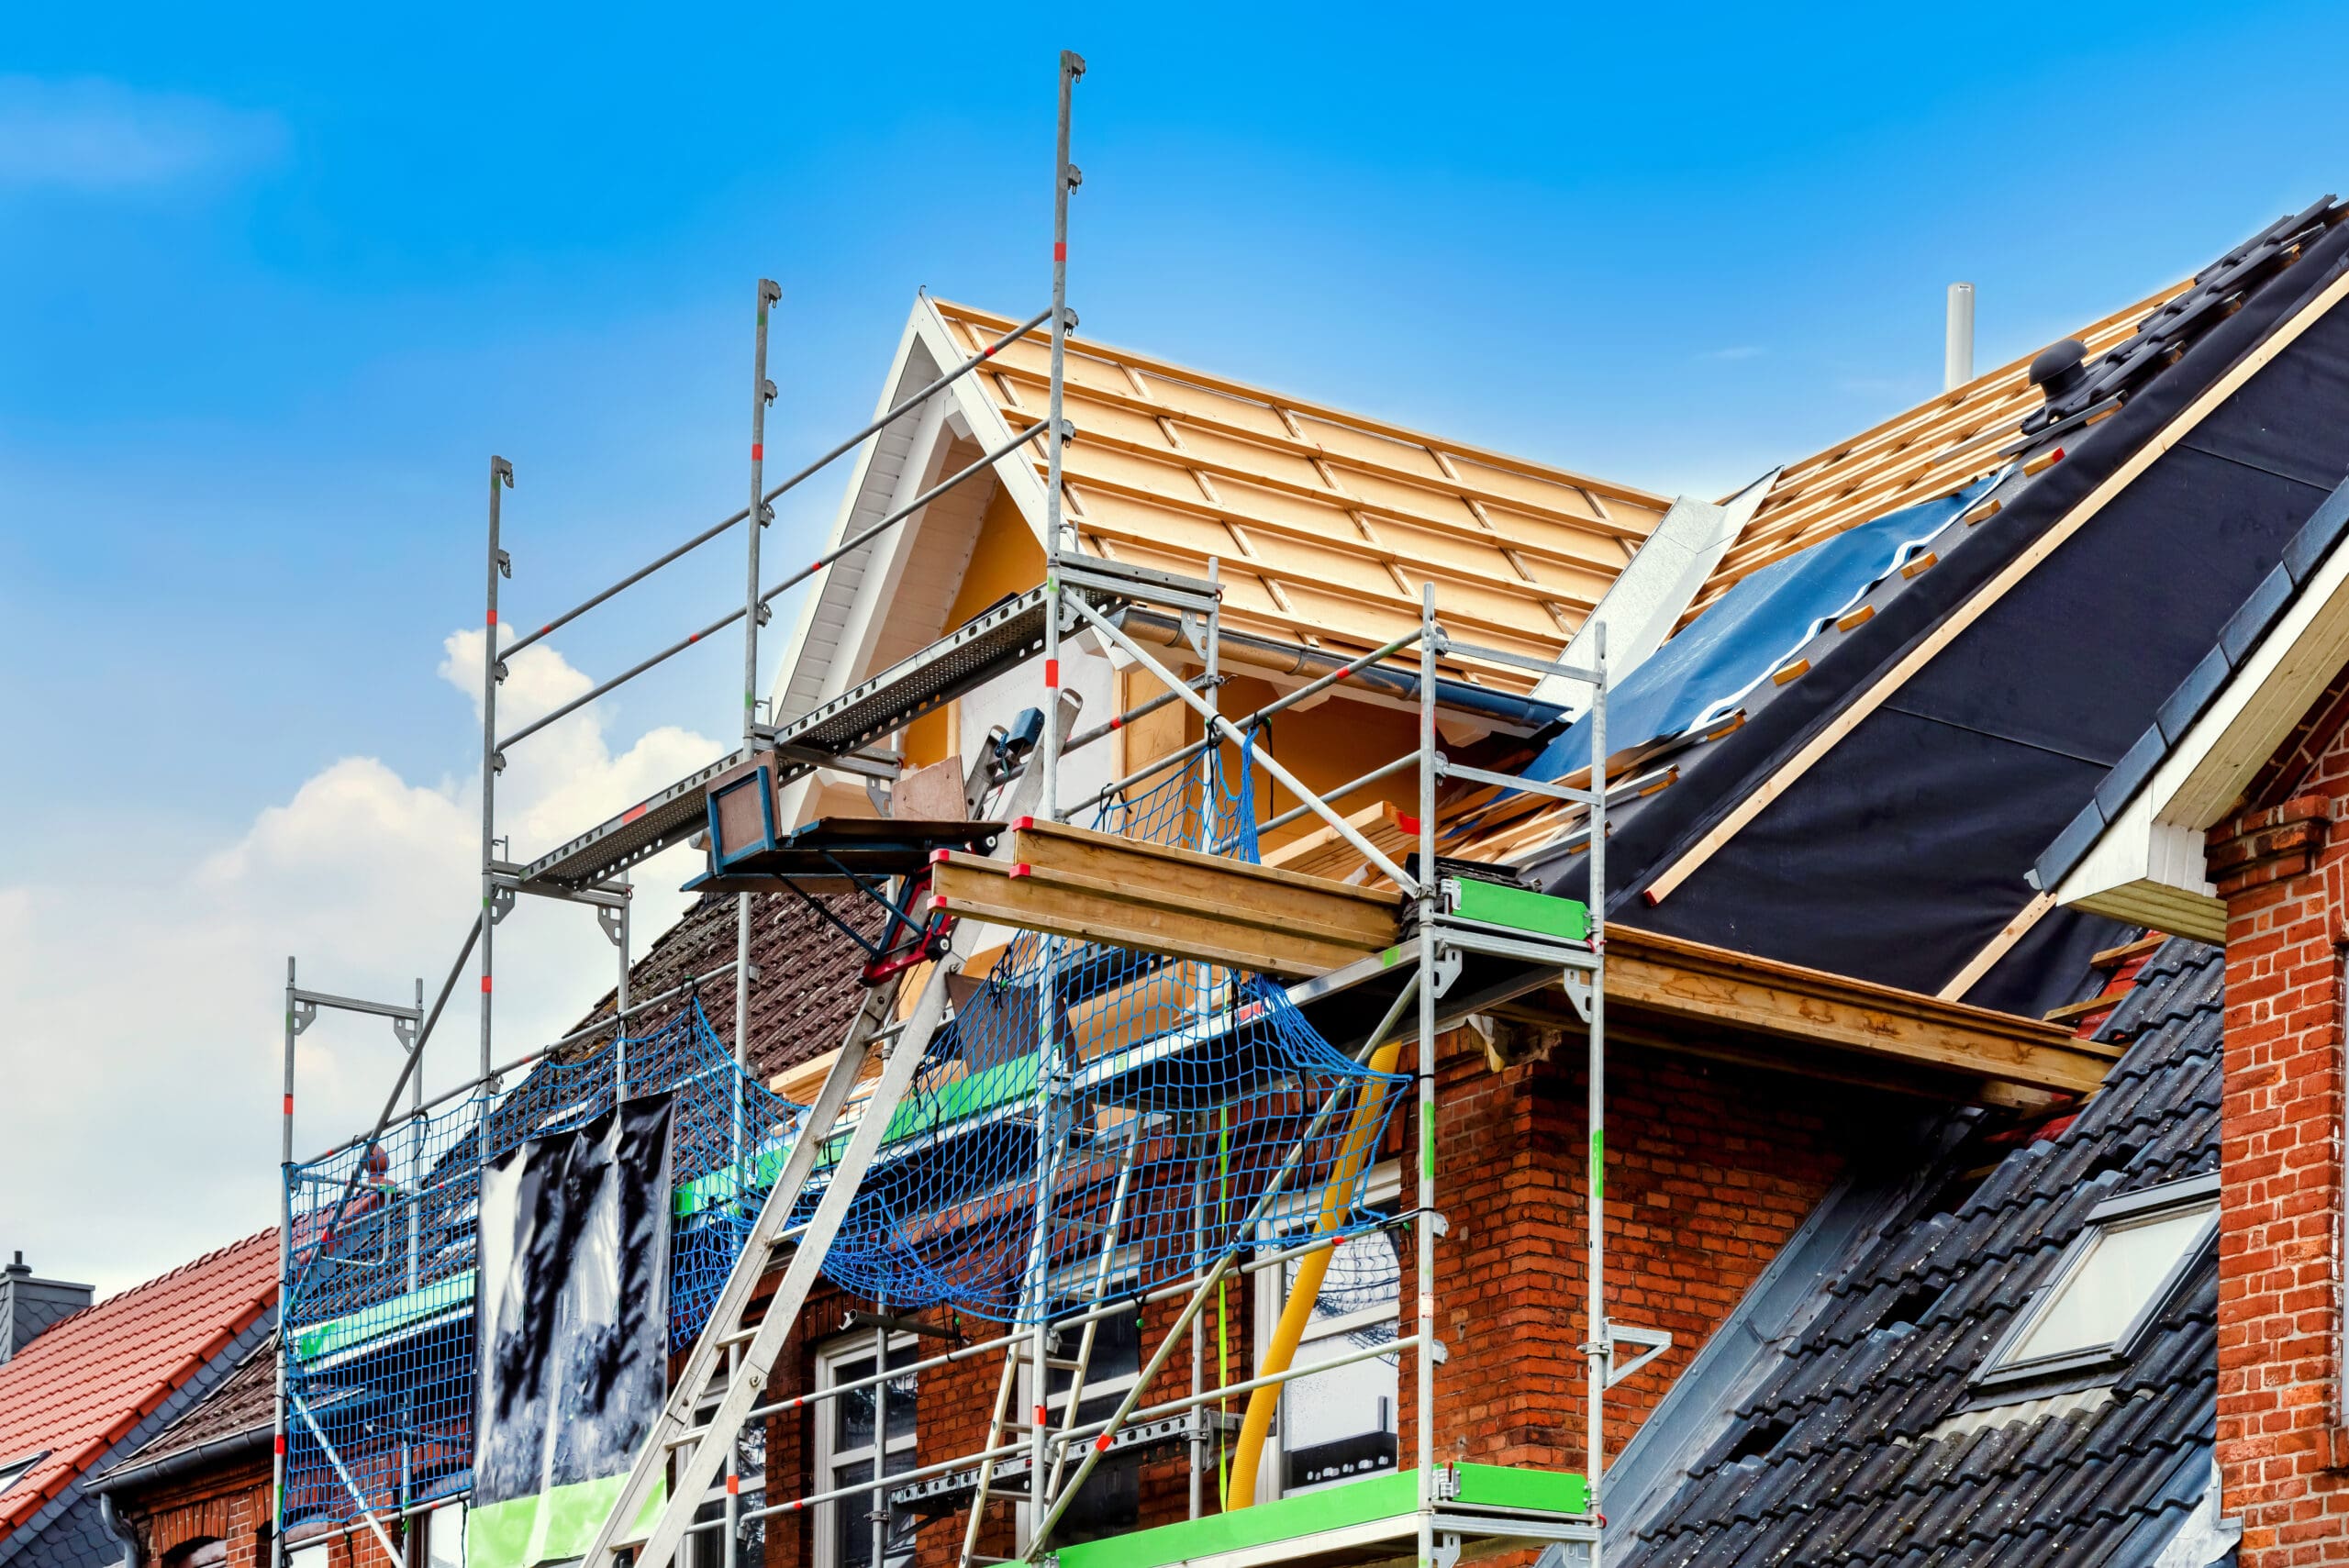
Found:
<box><xmin>1700</xmin><ymin>345</ymin><xmax>1766</xmax><ymax>361</ymax></box>
<box><xmin>0</xmin><ymin>631</ymin><xmax>721</xmax><ymax>1296</ymax></box>
<box><xmin>0</xmin><ymin>75</ymin><xmax>284</xmax><ymax>190</ymax></box>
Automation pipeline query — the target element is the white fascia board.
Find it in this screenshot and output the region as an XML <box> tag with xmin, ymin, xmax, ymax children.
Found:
<box><xmin>2054</xmin><ymin>516</ymin><xmax>2349</xmax><ymax>932</ymax></box>
<box><xmin>913</xmin><ymin>297</ymin><xmax>1048</xmax><ymax>539</ymax></box>
<box><xmin>1535</xmin><ymin>467</ymin><xmax>1778</xmax><ymax>713</ymax></box>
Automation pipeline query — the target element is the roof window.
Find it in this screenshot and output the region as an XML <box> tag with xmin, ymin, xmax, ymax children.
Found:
<box><xmin>0</xmin><ymin>1451</ymin><xmax>43</xmax><ymax>1497</ymax></box>
<box><xmin>1976</xmin><ymin>1173</ymin><xmax>2216</xmax><ymax>1389</ymax></box>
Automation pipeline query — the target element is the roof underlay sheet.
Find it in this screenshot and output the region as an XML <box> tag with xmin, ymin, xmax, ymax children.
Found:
<box><xmin>1519</xmin><ymin>481</ymin><xmax>1992</xmax><ymax>784</ymax></box>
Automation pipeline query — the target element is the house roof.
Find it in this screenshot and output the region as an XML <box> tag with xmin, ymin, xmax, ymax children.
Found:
<box><xmin>90</xmin><ymin>1347</ymin><xmax>276</xmax><ymax>1495</ymax></box>
<box><xmin>559</xmin><ymin>888</ymin><xmax>881</xmax><ymax>1088</ymax></box>
<box><xmin>1618</xmin><ymin>937</ymin><xmax>2225</xmax><ymax>1568</ymax></box>
<box><xmin>1461</xmin><ymin>196</ymin><xmax>2349</xmax><ymax>1018</ymax></box>
<box><xmin>1683</xmin><ymin>284</ymin><xmax>2186</xmax><ymax>623</ymax></box>
<box><xmin>0</xmin><ymin>1230</ymin><xmax>276</xmax><ymax>1543</ymax></box>
<box><xmin>926</xmin><ymin>298</ymin><xmax>1675</xmax><ymax>684</ymax></box>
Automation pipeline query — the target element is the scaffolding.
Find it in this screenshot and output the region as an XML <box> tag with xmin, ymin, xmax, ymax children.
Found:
<box><xmin>272</xmin><ymin>46</ymin><xmax>1629</xmax><ymax>1568</ymax></box>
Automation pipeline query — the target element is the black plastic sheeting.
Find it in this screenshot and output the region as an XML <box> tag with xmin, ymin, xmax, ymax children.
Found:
<box><xmin>474</xmin><ymin>1095</ymin><xmax>675</xmax><ymax>1530</ymax></box>
<box><xmin>1539</xmin><ymin>213</ymin><xmax>2349</xmax><ymax>1020</ymax></box>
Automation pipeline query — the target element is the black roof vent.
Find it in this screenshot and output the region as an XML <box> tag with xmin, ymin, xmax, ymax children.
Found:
<box><xmin>2029</xmin><ymin>339</ymin><xmax>2088</xmax><ymax>404</ymax></box>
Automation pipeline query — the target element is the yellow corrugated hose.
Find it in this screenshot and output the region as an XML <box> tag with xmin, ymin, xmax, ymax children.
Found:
<box><xmin>1226</xmin><ymin>1037</ymin><xmax>1405</xmax><ymax>1508</ymax></box>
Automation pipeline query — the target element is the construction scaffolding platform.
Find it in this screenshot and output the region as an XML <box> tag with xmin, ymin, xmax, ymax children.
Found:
<box><xmin>1053</xmin><ymin>1466</ymin><xmax>1598</xmax><ymax>1568</ymax></box>
<box><xmin>273</xmin><ymin>49</ymin><xmax>1629</xmax><ymax>1568</ymax></box>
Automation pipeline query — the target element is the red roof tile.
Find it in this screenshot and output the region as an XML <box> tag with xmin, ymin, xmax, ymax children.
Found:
<box><xmin>0</xmin><ymin>1229</ymin><xmax>277</xmax><ymax>1543</ymax></box>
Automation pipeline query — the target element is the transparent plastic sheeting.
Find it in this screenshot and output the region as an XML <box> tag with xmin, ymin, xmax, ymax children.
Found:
<box><xmin>279</xmin><ymin>750</ymin><xmax>1406</xmax><ymax>1527</ymax></box>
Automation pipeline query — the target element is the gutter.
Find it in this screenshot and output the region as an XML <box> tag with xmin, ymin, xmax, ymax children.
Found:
<box><xmin>1118</xmin><ymin>607</ymin><xmax>1567</xmax><ymax>732</ymax></box>
<box><xmin>87</xmin><ymin>1425</ymin><xmax>274</xmax><ymax>1501</ymax></box>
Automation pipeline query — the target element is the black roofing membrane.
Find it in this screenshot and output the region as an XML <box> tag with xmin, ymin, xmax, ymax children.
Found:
<box><xmin>1543</xmin><ymin>210</ymin><xmax>2349</xmax><ymax>1014</ymax></box>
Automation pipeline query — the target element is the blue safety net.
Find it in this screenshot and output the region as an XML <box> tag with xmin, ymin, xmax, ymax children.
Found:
<box><xmin>278</xmin><ymin>746</ymin><xmax>1406</xmax><ymax>1529</ymax></box>
<box><xmin>813</xmin><ymin>747</ymin><xmax>1411</xmax><ymax>1321</ymax></box>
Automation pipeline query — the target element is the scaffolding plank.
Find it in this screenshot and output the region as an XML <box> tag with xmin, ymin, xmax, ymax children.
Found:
<box><xmin>1007</xmin><ymin>819</ymin><xmax>1404</xmax><ymax>945</ymax></box>
<box><xmin>929</xmin><ymin>854</ymin><xmax>1382</xmax><ymax>977</ymax></box>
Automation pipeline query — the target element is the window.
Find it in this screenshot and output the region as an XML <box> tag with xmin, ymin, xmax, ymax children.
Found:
<box><xmin>1028</xmin><ymin>1252</ymin><xmax>1145</xmax><ymax>1545</ymax></box>
<box><xmin>814</xmin><ymin>1331</ymin><xmax>918</xmax><ymax>1568</ymax></box>
<box><xmin>1253</xmin><ymin>1165</ymin><xmax>1403</xmax><ymax>1500</ymax></box>
<box><xmin>1978</xmin><ymin>1173</ymin><xmax>2218</xmax><ymax>1389</ymax></box>
<box><xmin>406</xmin><ymin>1502</ymin><xmax>463</xmax><ymax>1568</ymax></box>
<box><xmin>162</xmin><ymin>1540</ymin><xmax>227</xmax><ymax>1568</ymax></box>
<box><xmin>0</xmin><ymin>1451</ymin><xmax>44</xmax><ymax>1498</ymax></box>
<box><xmin>685</xmin><ymin>1387</ymin><xmax>766</xmax><ymax>1568</ymax></box>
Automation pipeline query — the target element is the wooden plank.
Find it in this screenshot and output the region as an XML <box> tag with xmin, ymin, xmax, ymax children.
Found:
<box><xmin>931</xmin><ymin>299</ymin><xmax>1672</xmax><ymax>514</ymax></box>
<box><xmin>1012</xmin><ymin>819</ymin><xmax>1403</xmax><ymax>920</ymax></box>
<box><xmin>1263</xmin><ymin>801</ymin><xmax>1417</xmax><ymax>883</ymax></box>
<box><xmin>2090</xmin><ymin>933</ymin><xmax>2168</xmax><ymax>969</ymax></box>
<box><xmin>1643</xmin><ymin>261</ymin><xmax>2349</xmax><ymax>907</ymax></box>
<box><xmin>929</xmin><ymin>855</ymin><xmax>1379</xmax><ymax>978</ymax></box>
<box><xmin>1604</xmin><ymin>925</ymin><xmax>2118</xmax><ymax>1096</ymax></box>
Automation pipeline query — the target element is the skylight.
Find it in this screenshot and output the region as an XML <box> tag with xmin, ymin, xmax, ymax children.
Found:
<box><xmin>0</xmin><ymin>1451</ymin><xmax>44</xmax><ymax>1497</ymax></box>
<box><xmin>1978</xmin><ymin>1173</ymin><xmax>2217</xmax><ymax>1388</ymax></box>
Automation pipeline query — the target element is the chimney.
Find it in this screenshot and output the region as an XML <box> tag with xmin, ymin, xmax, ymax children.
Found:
<box><xmin>1</xmin><ymin>1252</ymin><xmax>94</xmax><ymax>1362</ymax></box>
<box><xmin>1944</xmin><ymin>283</ymin><xmax>1976</xmax><ymax>391</ymax></box>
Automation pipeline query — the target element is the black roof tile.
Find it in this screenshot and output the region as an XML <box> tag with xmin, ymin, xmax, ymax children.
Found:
<box><xmin>1617</xmin><ymin>940</ymin><xmax>2222</xmax><ymax>1568</ymax></box>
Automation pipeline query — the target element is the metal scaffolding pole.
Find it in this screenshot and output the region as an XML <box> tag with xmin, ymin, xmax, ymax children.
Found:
<box><xmin>273</xmin><ymin>959</ymin><xmax>295</xmax><ymax>1568</ymax></box>
<box><xmin>738</xmin><ymin>280</ymin><xmax>777</xmax><ymax>1170</ymax></box>
<box><xmin>1585</xmin><ymin>624</ymin><xmax>1609</xmax><ymax>1567</ymax></box>
<box><xmin>1414</xmin><ymin>584</ymin><xmax>1438</xmax><ymax>1568</ymax></box>
<box><xmin>480</xmin><ymin>458</ymin><xmax>512</xmax><ymax>1091</ymax></box>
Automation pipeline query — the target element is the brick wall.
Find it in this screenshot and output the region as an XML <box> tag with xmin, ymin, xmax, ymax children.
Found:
<box><xmin>2214</xmin><ymin>722</ymin><xmax>2349</xmax><ymax>1566</ymax></box>
<box><xmin>115</xmin><ymin>1462</ymin><xmax>406</xmax><ymax>1568</ymax></box>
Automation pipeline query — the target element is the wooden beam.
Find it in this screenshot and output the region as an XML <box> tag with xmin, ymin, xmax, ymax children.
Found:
<box><xmin>1601</xmin><ymin>924</ymin><xmax>2117</xmax><ymax>1096</ymax></box>
<box><xmin>1008</xmin><ymin>818</ymin><xmax>1405</xmax><ymax>940</ymax></box>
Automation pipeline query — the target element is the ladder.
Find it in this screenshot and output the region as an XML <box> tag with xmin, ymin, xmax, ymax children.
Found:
<box><xmin>576</xmin><ymin>958</ymin><xmax>958</xmax><ymax>1568</ymax></box>
<box><xmin>954</xmin><ymin>1111</ymin><xmax>1152</xmax><ymax>1568</ymax></box>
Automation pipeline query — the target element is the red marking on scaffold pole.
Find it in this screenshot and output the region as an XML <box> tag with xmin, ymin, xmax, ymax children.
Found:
<box><xmin>1095</xmin><ymin>1433</ymin><xmax>1114</xmax><ymax>1453</ymax></box>
<box><xmin>1033</xmin><ymin>1405</ymin><xmax>1049</xmax><ymax>1426</ymax></box>
<box><xmin>486</xmin><ymin>608</ymin><xmax>498</xmax><ymax>626</ymax></box>
<box><xmin>751</xmin><ymin>444</ymin><xmax>763</xmax><ymax>462</ymax></box>
<box><xmin>983</xmin><ymin>343</ymin><xmax>997</xmax><ymax>358</ymax></box>
<box><xmin>275</xmin><ymin>1434</ymin><xmax>287</xmax><ymax>1456</ymax></box>
<box><xmin>481</xmin><ymin>975</ymin><xmax>493</xmax><ymax>995</ymax></box>
<box><xmin>539</xmin><ymin>624</ymin><xmax>551</xmax><ymax>636</ymax></box>
<box><xmin>1044</xmin><ymin>658</ymin><xmax>1061</xmax><ymax>689</ymax></box>
<box><xmin>621</xmin><ymin>802</ymin><xmax>650</xmax><ymax>824</ymax></box>
<box><xmin>688</xmin><ymin>631</ymin><xmax>700</xmax><ymax>643</ymax></box>
<box><xmin>283</xmin><ymin>1094</ymin><xmax>294</xmax><ymax>1116</ymax></box>
<box><xmin>727</xmin><ymin>1474</ymin><xmax>740</xmax><ymax>1496</ymax></box>
<box><xmin>1053</xmin><ymin>242</ymin><xmax>1067</xmax><ymax>262</ymax></box>
<box><xmin>1109</xmin><ymin>716</ymin><xmax>1123</xmax><ymax>729</ymax></box>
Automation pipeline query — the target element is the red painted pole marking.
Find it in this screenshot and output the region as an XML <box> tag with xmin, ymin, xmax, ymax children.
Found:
<box><xmin>481</xmin><ymin>975</ymin><xmax>493</xmax><ymax>995</ymax></box>
<box><xmin>1044</xmin><ymin>659</ymin><xmax>1061</xmax><ymax>689</ymax></box>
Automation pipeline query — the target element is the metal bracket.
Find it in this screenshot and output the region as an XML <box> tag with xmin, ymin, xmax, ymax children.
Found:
<box><xmin>1561</xmin><ymin>971</ymin><xmax>1592</xmax><ymax>1023</ymax></box>
<box><xmin>1431</xmin><ymin>944</ymin><xmax>1464</xmax><ymax>999</ymax></box>
<box><xmin>1432</xmin><ymin>1535</ymin><xmax>1462</xmax><ymax>1568</ymax></box>
<box><xmin>596</xmin><ymin>904</ymin><xmax>626</xmax><ymax>948</ymax></box>
<box><xmin>494</xmin><ymin>549</ymin><xmax>512</xmax><ymax>580</ymax></box>
<box><xmin>1178</xmin><ymin>608</ymin><xmax>1208</xmax><ymax>659</ymax></box>
<box><xmin>488</xmin><ymin>886</ymin><xmax>517</xmax><ymax>927</ymax></box>
<box><xmin>1604</xmin><ymin>1323</ymin><xmax>1673</xmax><ymax>1389</ymax></box>
<box><xmin>291</xmin><ymin>1000</ymin><xmax>318</xmax><ymax>1037</ymax></box>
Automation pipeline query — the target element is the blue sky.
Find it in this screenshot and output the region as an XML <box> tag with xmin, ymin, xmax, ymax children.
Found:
<box><xmin>5</xmin><ymin>0</ymin><xmax>2349</xmax><ymax>1289</ymax></box>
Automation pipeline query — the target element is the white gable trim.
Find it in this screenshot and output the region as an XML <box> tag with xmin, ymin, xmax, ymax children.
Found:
<box><xmin>763</xmin><ymin>296</ymin><xmax>1054</xmax><ymax>828</ymax></box>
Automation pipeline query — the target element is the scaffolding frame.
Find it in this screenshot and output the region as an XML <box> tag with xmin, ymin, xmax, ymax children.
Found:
<box><xmin>271</xmin><ymin>43</ymin><xmax>1629</xmax><ymax>1568</ymax></box>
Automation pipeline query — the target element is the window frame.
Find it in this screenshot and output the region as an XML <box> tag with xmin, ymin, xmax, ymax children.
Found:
<box><xmin>1974</xmin><ymin>1172</ymin><xmax>2219</xmax><ymax>1392</ymax></box>
<box><xmin>1016</xmin><ymin>1244</ymin><xmax>1146</xmax><ymax>1549</ymax></box>
<box><xmin>811</xmin><ymin>1328</ymin><xmax>919</xmax><ymax>1568</ymax></box>
<box><xmin>1250</xmin><ymin>1162</ymin><xmax>1404</xmax><ymax>1504</ymax></box>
